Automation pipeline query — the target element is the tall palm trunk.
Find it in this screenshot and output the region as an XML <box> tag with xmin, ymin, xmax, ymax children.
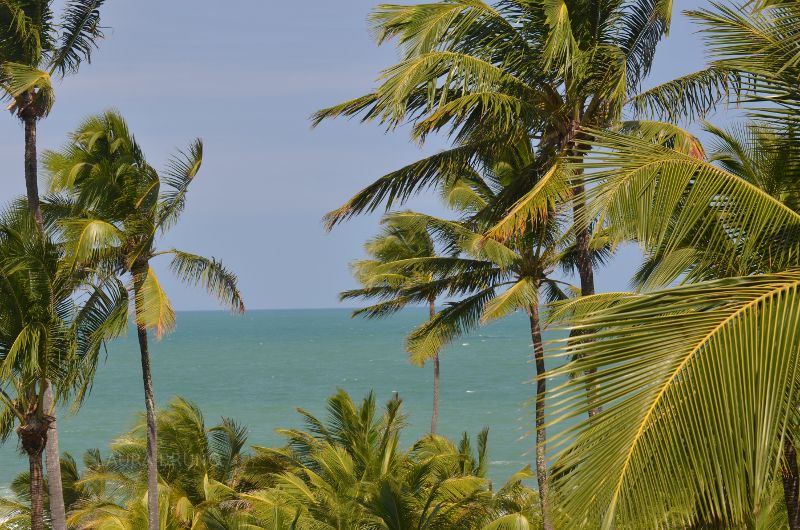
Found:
<box><xmin>21</xmin><ymin>93</ymin><xmax>67</xmax><ymax>530</ymax></box>
<box><xmin>133</xmin><ymin>263</ymin><xmax>159</xmax><ymax>530</ymax></box>
<box><xmin>21</xmin><ymin>93</ymin><xmax>43</xmax><ymax>229</ymax></box>
<box><xmin>529</xmin><ymin>303</ymin><xmax>553</xmax><ymax>530</ymax></box>
<box><xmin>572</xmin><ymin>175</ymin><xmax>601</xmax><ymax>418</ymax></box>
<box><xmin>18</xmin><ymin>412</ymin><xmax>51</xmax><ymax>530</ymax></box>
<box><xmin>784</xmin><ymin>438</ymin><xmax>800</xmax><ymax>529</ymax></box>
<box><xmin>429</xmin><ymin>298</ymin><xmax>440</xmax><ymax>434</ymax></box>
<box><xmin>43</xmin><ymin>383</ymin><xmax>66</xmax><ymax>530</ymax></box>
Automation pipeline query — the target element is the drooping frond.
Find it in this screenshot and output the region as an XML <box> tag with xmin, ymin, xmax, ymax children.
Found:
<box><xmin>481</xmin><ymin>277</ymin><xmax>538</xmax><ymax>323</ymax></box>
<box><xmin>324</xmin><ymin>143</ymin><xmax>485</xmax><ymax>229</ymax></box>
<box><xmin>627</xmin><ymin>66</ymin><xmax>740</xmax><ymax>122</ymax></box>
<box><xmin>486</xmin><ymin>162</ymin><xmax>571</xmax><ymax>240</ymax></box>
<box><xmin>133</xmin><ymin>267</ymin><xmax>175</xmax><ymax>338</ymax></box>
<box><xmin>407</xmin><ymin>286</ymin><xmax>498</xmax><ymax>365</ymax></box>
<box><xmin>167</xmin><ymin>250</ymin><xmax>245</xmax><ymax>313</ymax></box>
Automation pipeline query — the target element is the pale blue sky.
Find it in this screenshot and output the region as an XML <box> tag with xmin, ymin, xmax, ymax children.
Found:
<box><xmin>0</xmin><ymin>1</ymin><xmax>712</xmax><ymax>310</ymax></box>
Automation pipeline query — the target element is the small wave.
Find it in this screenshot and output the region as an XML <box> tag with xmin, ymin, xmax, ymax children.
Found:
<box><xmin>462</xmin><ymin>342</ymin><xmax>470</xmax><ymax>346</ymax></box>
<box><xmin>465</xmin><ymin>390</ymin><xmax>476</xmax><ymax>394</ymax></box>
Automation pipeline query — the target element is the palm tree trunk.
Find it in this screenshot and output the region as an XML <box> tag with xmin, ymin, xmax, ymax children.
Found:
<box><xmin>784</xmin><ymin>438</ymin><xmax>800</xmax><ymax>529</ymax></box>
<box><xmin>28</xmin><ymin>451</ymin><xmax>45</xmax><ymax>530</ymax></box>
<box><xmin>429</xmin><ymin>299</ymin><xmax>440</xmax><ymax>434</ymax></box>
<box><xmin>529</xmin><ymin>304</ymin><xmax>553</xmax><ymax>530</ymax></box>
<box><xmin>22</xmin><ymin>97</ymin><xmax>43</xmax><ymax>230</ymax></box>
<box><xmin>18</xmin><ymin>413</ymin><xmax>50</xmax><ymax>530</ymax></box>
<box><xmin>22</xmin><ymin>96</ymin><xmax>67</xmax><ymax>530</ymax></box>
<box><xmin>134</xmin><ymin>264</ymin><xmax>159</xmax><ymax>530</ymax></box>
<box><xmin>572</xmin><ymin>179</ymin><xmax>602</xmax><ymax>418</ymax></box>
<box><xmin>43</xmin><ymin>383</ymin><xmax>66</xmax><ymax>530</ymax></box>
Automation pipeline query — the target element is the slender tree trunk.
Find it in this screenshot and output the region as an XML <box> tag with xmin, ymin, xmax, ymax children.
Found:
<box><xmin>134</xmin><ymin>264</ymin><xmax>159</xmax><ymax>530</ymax></box>
<box><xmin>429</xmin><ymin>299</ymin><xmax>440</xmax><ymax>434</ymax></box>
<box><xmin>21</xmin><ymin>95</ymin><xmax>67</xmax><ymax>529</ymax></box>
<box><xmin>43</xmin><ymin>383</ymin><xmax>66</xmax><ymax>530</ymax></box>
<box><xmin>18</xmin><ymin>413</ymin><xmax>50</xmax><ymax>530</ymax></box>
<box><xmin>784</xmin><ymin>438</ymin><xmax>800</xmax><ymax>529</ymax></box>
<box><xmin>572</xmin><ymin>179</ymin><xmax>602</xmax><ymax>418</ymax></box>
<box><xmin>22</xmin><ymin>99</ymin><xmax>43</xmax><ymax>229</ymax></box>
<box><xmin>28</xmin><ymin>451</ymin><xmax>45</xmax><ymax>530</ymax></box>
<box><xmin>529</xmin><ymin>305</ymin><xmax>554</xmax><ymax>530</ymax></box>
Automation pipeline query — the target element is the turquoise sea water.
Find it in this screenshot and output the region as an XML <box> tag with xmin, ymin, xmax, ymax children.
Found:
<box><xmin>0</xmin><ymin>308</ymin><xmax>559</xmax><ymax>489</ymax></box>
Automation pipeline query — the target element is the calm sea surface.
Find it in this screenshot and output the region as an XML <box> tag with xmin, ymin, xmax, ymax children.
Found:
<box><xmin>0</xmin><ymin>308</ymin><xmax>565</xmax><ymax>489</ymax></box>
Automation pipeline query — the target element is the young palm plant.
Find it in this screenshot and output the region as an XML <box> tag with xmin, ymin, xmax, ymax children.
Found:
<box><xmin>0</xmin><ymin>207</ymin><xmax>127</xmax><ymax>530</ymax></box>
<box><xmin>68</xmin><ymin>398</ymin><xmax>251</xmax><ymax>529</ymax></box>
<box><xmin>43</xmin><ymin>111</ymin><xmax>245</xmax><ymax>530</ymax></box>
<box><xmin>241</xmin><ymin>389</ymin><xmax>541</xmax><ymax>530</ymax></box>
<box><xmin>0</xmin><ymin>4</ymin><xmax>109</xmax><ymax>524</ymax></box>
<box><xmin>342</xmin><ymin>213</ymin><xmax>452</xmax><ymax>433</ymax></box>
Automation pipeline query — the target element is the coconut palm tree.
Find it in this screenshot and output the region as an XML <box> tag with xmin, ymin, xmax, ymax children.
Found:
<box><xmin>539</xmin><ymin>2</ymin><xmax>800</xmax><ymax>527</ymax></box>
<box><xmin>342</xmin><ymin>213</ymin><xmax>452</xmax><ymax>433</ymax></box>
<box><xmin>342</xmin><ymin>142</ymin><xmax>613</xmax><ymax>529</ymax></box>
<box><xmin>0</xmin><ymin>0</ymin><xmax>107</xmax><ymax>228</ymax></box>
<box><xmin>0</xmin><ymin>4</ymin><xmax>109</xmax><ymax>525</ymax></box>
<box><xmin>314</xmin><ymin>0</ymin><xmax>673</xmax><ymax>325</ymax></box>
<box><xmin>0</xmin><ymin>207</ymin><xmax>128</xmax><ymax>530</ymax></box>
<box><xmin>43</xmin><ymin>111</ymin><xmax>245</xmax><ymax>530</ymax></box>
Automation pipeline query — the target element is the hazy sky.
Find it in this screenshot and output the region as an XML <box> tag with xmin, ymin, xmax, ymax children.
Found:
<box><xmin>0</xmin><ymin>1</ymin><xmax>711</xmax><ymax>310</ymax></box>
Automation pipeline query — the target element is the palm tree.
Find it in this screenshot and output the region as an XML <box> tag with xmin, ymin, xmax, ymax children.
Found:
<box><xmin>43</xmin><ymin>111</ymin><xmax>246</xmax><ymax>530</ymax></box>
<box><xmin>339</xmin><ymin>144</ymin><xmax>611</xmax><ymax>529</ymax></box>
<box><xmin>242</xmin><ymin>389</ymin><xmax>541</xmax><ymax>530</ymax></box>
<box><xmin>68</xmin><ymin>398</ymin><xmax>251</xmax><ymax>529</ymax></box>
<box><xmin>0</xmin><ymin>4</ymin><xmax>108</xmax><ymax>525</ymax></box>
<box><xmin>342</xmin><ymin>213</ymin><xmax>452</xmax><ymax>433</ymax></box>
<box><xmin>540</xmin><ymin>3</ymin><xmax>800</xmax><ymax>526</ymax></box>
<box><xmin>313</xmin><ymin>0</ymin><xmax>673</xmax><ymax>338</ymax></box>
<box><xmin>0</xmin><ymin>0</ymin><xmax>107</xmax><ymax>228</ymax></box>
<box><xmin>0</xmin><ymin>207</ymin><xmax>127</xmax><ymax>530</ymax></box>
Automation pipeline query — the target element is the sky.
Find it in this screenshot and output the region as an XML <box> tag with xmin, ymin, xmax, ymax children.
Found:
<box><xmin>0</xmin><ymin>0</ymin><xmax>711</xmax><ymax>310</ymax></box>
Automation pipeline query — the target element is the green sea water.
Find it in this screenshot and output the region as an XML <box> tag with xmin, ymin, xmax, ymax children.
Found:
<box><xmin>0</xmin><ymin>308</ymin><xmax>560</xmax><ymax>490</ymax></box>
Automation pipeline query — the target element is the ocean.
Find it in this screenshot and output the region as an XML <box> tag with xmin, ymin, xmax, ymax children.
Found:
<box><xmin>0</xmin><ymin>308</ymin><xmax>561</xmax><ymax>488</ymax></box>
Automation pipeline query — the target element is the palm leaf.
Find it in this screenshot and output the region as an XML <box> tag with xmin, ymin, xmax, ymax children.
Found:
<box><xmin>133</xmin><ymin>267</ymin><xmax>175</xmax><ymax>338</ymax></box>
<box><xmin>167</xmin><ymin>250</ymin><xmax>245</xmax><ymax>313</ymax></box>
<box><xmin>548</xmin><ymin>271</ymin><xmax>800</xmax><ymax>528</ymax></box>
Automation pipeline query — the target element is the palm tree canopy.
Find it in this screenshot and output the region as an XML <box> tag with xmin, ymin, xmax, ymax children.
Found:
<box><xmin>43</xmin><ymin>111</ymin><xmax>245</xmax><ymax>337</ymax></box>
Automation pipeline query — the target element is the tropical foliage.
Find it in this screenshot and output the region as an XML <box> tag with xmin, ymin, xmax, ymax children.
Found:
<box><xmin>540</xmin><ymin>1</ymin><xmax>800</xmax><ymax>528</ymax></box>
<box><xmin>0</xmin><ymin>207</ymin><xmax>127</xmax><ymax>530</ymax></box>
<box><xmin>1</xmin><ymin>390</ymin><xmax>542</xmax><ymax>530</ymax></box>
<box><xmin>40</xmin><ymin>110</ymin><xmax>245</xmax><ymax>530</ymax></box>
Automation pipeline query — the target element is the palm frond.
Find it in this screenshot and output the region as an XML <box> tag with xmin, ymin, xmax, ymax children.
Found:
<box><xmin>167</xmin><ymin>250</ymin><xmax>245</xmax><ymax>313</ymax></box>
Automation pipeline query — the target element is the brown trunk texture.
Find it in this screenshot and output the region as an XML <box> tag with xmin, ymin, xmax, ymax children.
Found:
<box><xmin>530</xmin><ymin>306</ymin><xmax>554</xmax><ymax>530</ymax></box>
<box><xmin>43</xmin><ymin>382</ymin><xmax>66</xmax><ymax>530</ymax></box>
<box><xmin>134</xmin><ymin>262</ymin><xmax>160</xmax><ymax>530</ymax></box>
<box><xmin>571</xmin><ymin>181</ymin><xmax>601</xmax><ymax>418</ymax></box>
<box><xmin>18</xmin><ymin>414</ymin><xmax>50</xmax><ymax>530</ymax></box>
<box><xmin>22</xmin><ymin>99</ymin><xmax>43</xmax><ymax>229</ymax></box>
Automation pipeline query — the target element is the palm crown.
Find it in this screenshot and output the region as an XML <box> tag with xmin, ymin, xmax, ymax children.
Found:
<box><xmin>44</xmin><ymin>111</ymin><xmax>245</xmax><ymax>333</ymax></box>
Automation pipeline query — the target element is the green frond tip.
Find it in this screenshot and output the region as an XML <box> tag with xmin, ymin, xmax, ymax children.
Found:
<box><xmin>168</xmin><ymin>250</ymin><xmax>245</xmax><ymax>313</ymax></box>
